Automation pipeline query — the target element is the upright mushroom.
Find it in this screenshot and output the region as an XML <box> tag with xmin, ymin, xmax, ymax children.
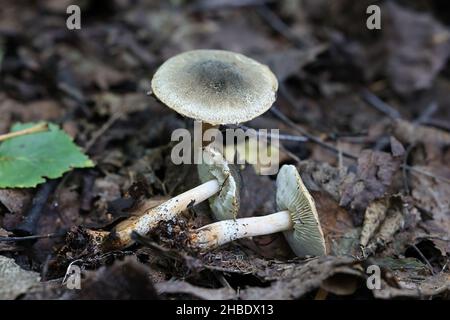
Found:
<box><xmin>82</xmin><ymin>147</ymin><xmax>240</xmax><ymax>251</ymax></box>
<box><xmin>188</xmin><ymin>165</ymin><xmax>327</xmax><ymax>257</ymax></box>
<box><xmin>151</xmin><ymin>49</ymin><xmax>278</xmax><ymax>145</ymax></box>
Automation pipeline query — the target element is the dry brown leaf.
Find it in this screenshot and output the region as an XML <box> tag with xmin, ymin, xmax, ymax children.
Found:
<box><xmin>364</xmin><ymin>197</ymin><xmax>405</xmax><ymax>256</ymax></box>
<box><xmin>340</xmin><ymin>144</ymin><xmax>404</xmax><ymax>223</ymax></box>
<box><xmin>360</xmin><ymin>198</ymin><xmax>389</xmax><ymax>248</ymax></box>
<box><xmin>0</xmin><ymin>255</ymin><xmax>41</xmax><ymax>300</ymax></box>
<box><xmin>393</xmin><ymin>119</ymin><xmax>450</xmax><ymax>147</ymax></box>
<box><xmin>0</xmin><ymin>188</ymin><xmax>32</xmax><ymax>215</ymax></box>
<box><xmin>384</xmin><ymin>2</ymin><xmax>450</xmax><ymax>94</ymax></box>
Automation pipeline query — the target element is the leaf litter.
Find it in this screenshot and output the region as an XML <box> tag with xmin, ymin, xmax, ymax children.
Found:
<box><xmin>0</xmin><ymin>0</ymin><xmax>449</xmax><ymax>300</ymax></box>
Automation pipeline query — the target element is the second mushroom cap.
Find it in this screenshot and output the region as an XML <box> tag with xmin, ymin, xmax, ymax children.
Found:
<box><xmin>276</xmin><ymin>165</ymin><xmax>327</xmax><ymax>257</ymax></box>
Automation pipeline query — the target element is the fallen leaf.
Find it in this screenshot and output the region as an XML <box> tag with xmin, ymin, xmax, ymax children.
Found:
<box><xmin>360</xmin><ymin>198</ymin><xmax>389</xmax><ymax>248</ymax></box>
<box><xmin>0</xmin><ymin>255</ymin><xmax>41</xmax><ymax>299</ymax></box>
<box><xmin>340</xmin><ymin>144</ymin><xmax>404</xmax><ymax>224</ymax></box>
<box><xmin>0</xmin><ymin>123</ymin><xmax>94</xmax><ymax>188</ymax></box>
<box><xmin>0</xmin><ymin>188</ymin><xmax>32</xmax><ymax>214</ymax></box>
<box><xmin>393</xmin><ymin>119</ymin><xmax>450</xmax><ymax>147</ymax></box>
<box><xmin>364</xmin><ymin>197</ymin><xmax>405</xmax><ymax>256</ymax></box>
<box><xmin>384</xmin><ymin>2</ymin><xmax>450</xmax><ymax>94</ymax></box>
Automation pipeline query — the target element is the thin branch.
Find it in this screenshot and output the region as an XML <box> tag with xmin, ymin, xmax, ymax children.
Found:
<box><xmin>404</xmin><ymin>165</ymin><xmax>450</xmax><ymax>185</ymax></box>
<box><xmin>0</xmin><ymin>232</ymin><xmax>65</xmax><ymax>242</ymax></box>
<box><xmin>360</xmin><ymin>89</ymin><xmax>401</xmax><ymax>120</ymax></box>
<box><xmin>13</xmin><ymin>179</ymin><xmax>59</xmax><ymax>236</ymax></box>
<box><xmin>421</xmin><ymin>118</ymin><xmax>450</xmax><ymax>132</ymax></box>
<box><xmin>402</xmin><ymin>144</ymin><xmax>415</xmax><ymax>195</ymax></box>
<box><xmin>414</xmin><ymin>102</ymin><xmax>438</xmax><ymax>124</ymax></box>
<box><xmin>256</xmin><ymin>4</ymin><xmax>306</xmax><ymax>49</ymax></box>
<box><xmin>270</xmin><ymin>106</ymin><xmax>358</xmax><ymax>160</ymax></box>
<box><xmin>227</xmin><ymin>124</ymin><xmax>308</xmax><ymax>142</ymax></box>
<box><xmin>411</xmin><ymin>244</ymin><xmax>436</xmax><ymax>275</ymax></box>
<box><xmin>0</xmin><ymin>122</ymin><xmax>48</xmax><ymax>142</ymax></box>
<box><xmin>84</xmin><ymin>112</ymin><xmax>123</xmax><ymax>152</ymax></box>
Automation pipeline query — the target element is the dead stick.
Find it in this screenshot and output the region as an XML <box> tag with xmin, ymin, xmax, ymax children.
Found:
<box><xmin>0</xmin><ymin>123</ymin><xmax>48</xmax><ymax>142</ymax></box>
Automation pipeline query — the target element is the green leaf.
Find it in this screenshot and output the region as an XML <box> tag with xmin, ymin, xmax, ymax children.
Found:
<box><xmin>0</xmin><ymin>122</ymin><xmax>94</xmax><ymax>188</ymax></box>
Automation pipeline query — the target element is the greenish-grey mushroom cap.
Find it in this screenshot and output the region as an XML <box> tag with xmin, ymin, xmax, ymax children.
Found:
<box><xmin>276</xmin><ymin>165</ymin><xmax>326</xmax><ymax>257</ymax></box>
<box><xmin>151</xmin><ymin>49</ymin><xmax>278</xmax><ymax>125</ymax></box>
<box><xmin>197</xmin><ymin>146</ymin><xmax>240</xmax><ymax>221</ymax></box>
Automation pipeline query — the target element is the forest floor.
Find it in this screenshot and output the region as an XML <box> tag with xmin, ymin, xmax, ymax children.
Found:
<box><xmin>0</xmin><ymin>0</ymin><xmax>449</xmax><ymax>300</ymax></box>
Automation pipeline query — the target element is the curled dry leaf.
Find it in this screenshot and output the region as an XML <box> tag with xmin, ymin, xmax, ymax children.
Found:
<box><xmin>360</xmin><ymin>198</ymin><xmax>389</xmax><ymax>248</ymax></box>
<box><xmin>363</xmin><ymin>196</ymin><xmax>405</xmax><ymax>257</ymax></box>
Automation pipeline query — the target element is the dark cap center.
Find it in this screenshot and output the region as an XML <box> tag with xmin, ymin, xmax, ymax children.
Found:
<box><xmin>190</xmin><ymin>60</ymin><xmax>245</xmax><ymax>94</ymax></box>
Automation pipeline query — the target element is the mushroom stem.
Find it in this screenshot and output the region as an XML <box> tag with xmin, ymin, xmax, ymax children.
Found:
<box><xmin>97</xmin><ymin>179</ymin><xmax>221</xmax><ymax>249</ymax></box>
<box><xmin>190</xmin><ymin>210</ymin><xmax>292</xmax><ymax>251</ymax></box>
<box><xmin>131</xmin><ymin>179</ymin><xmax>220</xmax><ymax>230</ymax></box>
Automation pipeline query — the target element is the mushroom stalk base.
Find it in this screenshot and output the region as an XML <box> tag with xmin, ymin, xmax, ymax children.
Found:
<box><xmin>93</xmin><ymin>179</ymin><xmax>220</xmax><ymax>250</ymax></box>
<box><xmin>190</xmin><ymin>210</ymin><xmax>292</xmax><ymax>251</ymax></box>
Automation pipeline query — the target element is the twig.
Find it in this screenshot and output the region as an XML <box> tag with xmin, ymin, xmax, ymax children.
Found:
<box><xmin>188</xmin><ymin>0</ymin><xmax>272</xmax><ymax>12</ymax></box>
<box><xmin>414</xmin><ymin>102</ymin><xmax>438</xmax><ymax>124</ymax></box>
<box><xmin>13</xmin><ymin>179</ymin><xmax>59</xmax><ymax>236</ymax></box>
<box><xmin>403</xmin><ymin>165</ymin><xmax>450</xmax><ymax>185</ymax></box>
<box><xmin>0</xmin><ymin>232</ymin><xmax>65</xmax><ymax>242</ymax></box>
<box><xmin>270</xmin><ymin>106</ymin><xmax>358</xmax><ymax>160</ymax></box>
<box><xmin>227</xmin><ymin>124</ymin><xmax>308</xmax><ymax>142</ymax></box>
<box><xmin>421</xmin><ymin>118</ymin><xmax>450</xmax><ymax>132</ymax></box>
<box><xmin>0</xmin><ymin>122</ymin><xmax>48</xmax><ymax>142</ymax></box>
<box><xmin>84</xmin><ymin>112</ymin><xmax>123</xmax><ymax>152</ymax></box>
<box><xmin>256</xmin><ymin>4</ymin><xmax>306</xmax><ymax>49</ymax></box>
<box><xmin>360</xmin><ymin>89</ymin><xmax>401</xmax><ymax>120</ymax></box>
<box><xmin>402</xmin><ymin>144</ymin><xmax>415</xmax><ymax>195</ymax></box>
<box><xmin>411</xmin><ymin>244</ymin><xmax>435</xmax><ymax>275</ymax></box>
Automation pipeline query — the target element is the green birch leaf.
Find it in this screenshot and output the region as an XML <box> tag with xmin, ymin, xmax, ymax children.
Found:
<box><xmin>0</xmin><ymin>122</ymin><xmax>94</xmax><ymax>188</ymax></box>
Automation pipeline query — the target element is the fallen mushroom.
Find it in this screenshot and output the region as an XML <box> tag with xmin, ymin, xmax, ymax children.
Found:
<box><xmin>151</xmin><ymin>49</ymin><xmax>278</xmax><ymax>145</ymax></box>
<box><xmin>188</xmin><ymin>165</ymin><xmax>327</xmax><ymax>257</ymax></box>
<box><xmin>81</xmin><ymin>147</ymin><xmax>240</xmax><ymax>251</ymax></box>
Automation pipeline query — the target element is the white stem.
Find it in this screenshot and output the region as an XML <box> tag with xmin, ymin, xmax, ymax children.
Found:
<box><xmin>191</xmin><ymin>210</ymin><xmax>292</xmax><ymax>251</ymax></box>
<box><xmin>112</xmin><ymin>179</ymin><xmax>220</xmax><ymax>247</ymax></box>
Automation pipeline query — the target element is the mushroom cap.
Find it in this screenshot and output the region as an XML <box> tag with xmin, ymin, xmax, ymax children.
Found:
<box><xmin>276</xmin><ymin>165</ymin><xmax>326</xmax><ymax>257</ymax></box>
<box><xmin>197</xmin><ymin>146</ymin><xmax>240</xmax><ymax>220</ymax></box>
<box><xmin>151</xmin><ymin>49</ymin><xmax>278</xmax><ymax>125</ymax></box>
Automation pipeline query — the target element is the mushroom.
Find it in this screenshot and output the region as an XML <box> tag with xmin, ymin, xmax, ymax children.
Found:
<box><xmin>197</xmin><ymin>147</ymin><xmax>241</xmax><ymax>220</ymax></box>
<box><xmin>188</xmin><ymin>165</ymin><xmax>327</xmax><ymax>257</ymax></box>
<box><xmin>151</xmin><ymin>49</ymin><xmax>278</xmax><ymax>145</ymax></box>
<box><xmin>83</xmin><ymin>146</ymin><xmax>240</xmax><ymax>251</ymax></box>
